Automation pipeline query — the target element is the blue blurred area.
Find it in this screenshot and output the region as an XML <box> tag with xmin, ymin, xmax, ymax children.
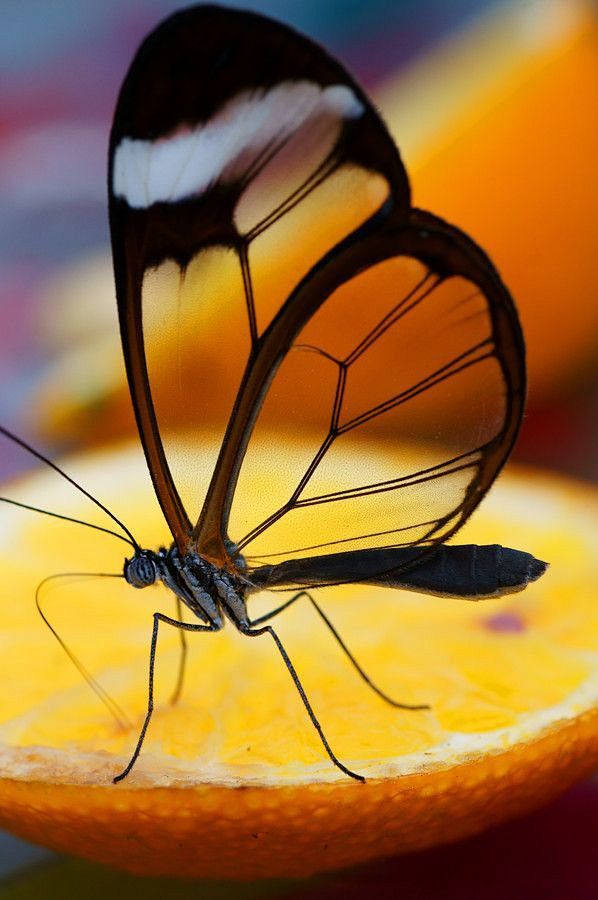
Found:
<box><xmin>0</xmin><ymin>834</ymin><xmax>52</xmax><ymax>879</ymax></box>
<box><xmin>1</xmin><ymin>0</ymin><xmax>495</xmax><ymax>75</ymax></box>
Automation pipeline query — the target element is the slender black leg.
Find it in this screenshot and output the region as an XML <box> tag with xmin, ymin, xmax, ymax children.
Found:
<box><xmin>243</xmin><ymin>623</ymin><xmax>366</xmax><ymax>783</ymax></box>
<box><xmin>113</xmin><ymin>612</ymin><xmax>217</xmax><ymax>784</ymax></box>
<box><xmin>250</xmin><ymin>591</ymin><xmax>429</xmax><ymax>711</ymax></box>
<box><xmin>169</xmin><ymin>596</ymin><xmax>188</xmax><ymax>705</ymax></box>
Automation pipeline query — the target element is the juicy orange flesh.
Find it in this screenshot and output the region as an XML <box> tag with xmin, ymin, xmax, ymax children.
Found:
<box><xmin>1</xmin><ymin>434</ymin><xmax>596</xmax><ymax>786</ymax></box>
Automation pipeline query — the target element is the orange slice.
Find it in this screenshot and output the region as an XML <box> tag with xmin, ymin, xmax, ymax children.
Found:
<box><xmin>0</xmin><ymin>434</ymin><xmax>596</xmax><ymax>879</ymax></box>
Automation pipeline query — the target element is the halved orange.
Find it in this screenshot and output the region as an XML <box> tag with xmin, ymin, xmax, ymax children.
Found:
<box><xmin>0</xmin><ymin>434</ymin><xmax>596</xmax><ymax>879</ymax></box>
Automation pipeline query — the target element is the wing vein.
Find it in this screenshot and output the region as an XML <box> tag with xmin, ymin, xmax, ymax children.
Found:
<box><xmin>339</xmin><ymin>342</ymin><xmax>494</xmax><ymax>434</ymax></box>
<box><xmin>344</xmin><ymin>272</ymin><xmax>438</xmax><ymax>365</ymax></box>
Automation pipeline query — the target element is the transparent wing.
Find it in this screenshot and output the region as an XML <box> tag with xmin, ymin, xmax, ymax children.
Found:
<box><xmin>108</xmin><ymin>6</ymin><xmax>525</xmax><ymax>582</ymax></box>
<box><xmin>108</xmin><ymin>5</ymin><xmax>409</xmax><ymax>554</ymax></box>
<box><xmin>220</xmin><ymin>209</ymin><xmax>525</xmax><ymax>587</ymax></box>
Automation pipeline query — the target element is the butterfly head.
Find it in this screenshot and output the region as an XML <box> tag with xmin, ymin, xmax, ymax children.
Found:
<box><xmin>124</xmin><ymin>551</ymin><xmax>158</xmax><ymax>589</ymax></box>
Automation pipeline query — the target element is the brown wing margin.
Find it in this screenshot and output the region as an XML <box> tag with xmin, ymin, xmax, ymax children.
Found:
<box><xmin>110</xmin><ymin>238</ymin><xmax>193</xmax><ymax>551</ymax></box>
<box><xmin>193</xmin><ymin>206</ymin><xmax>526</xmax><ymax>568</ymax></box>
<box><xmin>107</xmin><ymin>5</ymin><xmax>411</xmax><ymax>556</ymax></box>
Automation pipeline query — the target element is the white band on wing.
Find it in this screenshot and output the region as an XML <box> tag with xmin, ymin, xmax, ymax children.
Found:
<box><xmin>112</xmin><ymin>81</ymin><xmax>364</xmax><ymax>209</ymax></box>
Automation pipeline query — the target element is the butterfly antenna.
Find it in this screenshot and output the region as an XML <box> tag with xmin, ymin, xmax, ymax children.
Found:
<box><xmin>35</xmin><ymin>572</ymin><xmax>132</xmax><ymax>730</ymax></box>
<box><xmin>0</xmin><ymin>496</ymin><xmax>136</xmax><ymax>548</ymax></box>
<box><xmin>0</xmin><ymin>424</ymin><xmax>140</xmax><ymax>551</ymax></box>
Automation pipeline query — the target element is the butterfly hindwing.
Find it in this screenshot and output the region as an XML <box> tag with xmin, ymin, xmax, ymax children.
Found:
<box><xmin>222</xmin><ymin>209</ymin><xmax>525</xmax><ymax>587</ymax></box>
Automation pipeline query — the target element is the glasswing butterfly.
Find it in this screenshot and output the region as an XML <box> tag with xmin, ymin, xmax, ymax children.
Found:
<box><xmin>1</xmin><ymin>4</ymin><xmax>547</xmax><ymax>783</ymax></box>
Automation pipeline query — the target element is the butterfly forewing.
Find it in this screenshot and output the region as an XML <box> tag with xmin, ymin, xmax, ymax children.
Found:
<box><xmin>108</xmin><ymin>6</ymin><xmax>409</xmax><ymax>555</ymax></box>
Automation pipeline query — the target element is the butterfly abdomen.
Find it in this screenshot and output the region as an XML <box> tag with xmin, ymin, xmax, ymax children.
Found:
<box><xmin>387</xmin><ymin>544</ymin><xmax>548</xmax><ymax>598</ymax></box>
<box><xmin>249</xmin><ymin>544</ymin><xmax>547</xmax><ymax>599</ymax></box>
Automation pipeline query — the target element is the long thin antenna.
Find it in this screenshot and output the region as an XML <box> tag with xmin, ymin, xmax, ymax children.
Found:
<box><xmin>0</xmin><ymin>496</ymin><xmax>136</xmax><ymax>548</ymax></box>
<box><xmin>0</xmin><ymin>424</ymin><xmax>140</xmax><ymax>550</ymax></box>
<box><xmin>36</xmin><ymin>571</ymin><xmax>132</xmax><ymax>730</ymax></box>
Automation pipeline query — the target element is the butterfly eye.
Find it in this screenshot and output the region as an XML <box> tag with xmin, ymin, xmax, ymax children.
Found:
<box><xmin>125</xmin><ymin>554</ymin><xmax>157</xmax><ymax>589</ymax></box>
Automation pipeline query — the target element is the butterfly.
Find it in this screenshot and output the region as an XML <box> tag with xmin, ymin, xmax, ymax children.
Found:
<box><xmin>2</xmin><ymin>4</ymin><xmax>547</xmax><ymax>784</ymax></box>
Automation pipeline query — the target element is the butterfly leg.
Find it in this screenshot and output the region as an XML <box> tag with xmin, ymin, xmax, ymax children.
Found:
<box><xmin>169</xmin><ymin>596</ymin><xmax>188</xmax><ymax>706</ymax></box>
<box><xmin>250</xmin><ymin>591</ymin><xmax>430</xmax><ymax>711</ymax></box>
<box><xmin>241</xmin><ymin>622</ymin><xmax>366</xmax><ymax>783</ymax></box>
<box><xmin>113</xmin><ymin>612</ymin><xmax>218</xmax><ymax>784</ymax></box>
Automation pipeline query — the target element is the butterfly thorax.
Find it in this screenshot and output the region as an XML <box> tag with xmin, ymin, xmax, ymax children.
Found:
<box><xmin>123</xmin><ymin>545</ymin><xmax>249</xmax><ymax>629</ymax></box>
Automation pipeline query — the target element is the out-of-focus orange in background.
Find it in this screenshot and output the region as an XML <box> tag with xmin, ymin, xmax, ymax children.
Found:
<box><xmin>390</xmin><ymin>0</ymin><xmax>598</xmax><ymax>402</ymax></box>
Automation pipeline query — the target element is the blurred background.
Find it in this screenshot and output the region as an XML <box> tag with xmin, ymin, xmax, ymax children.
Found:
<box><xmin>2</xmin><ymin>0</ymin><xmax>597</xmax><ymax>483</ymax></box>
<box><xmin>0</xmin><ymin>0</ymin><xmax>596</xmax><ymax>892</ymax></box>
